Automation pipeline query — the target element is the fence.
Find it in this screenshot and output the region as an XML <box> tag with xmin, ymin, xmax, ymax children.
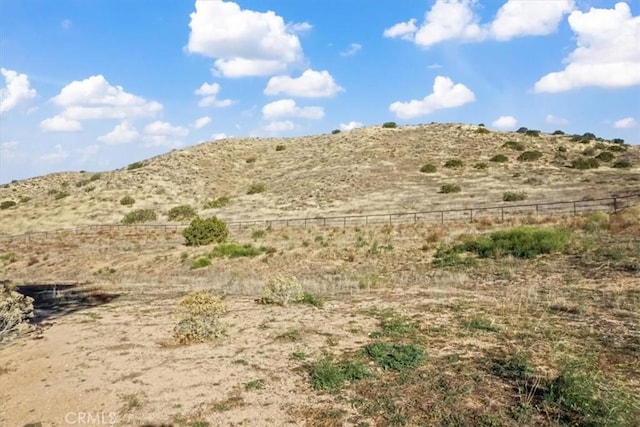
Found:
<box><xmin>1</xmin><ymin>193</ymin><xmax>638</xmax><ymax>244</ymax></box>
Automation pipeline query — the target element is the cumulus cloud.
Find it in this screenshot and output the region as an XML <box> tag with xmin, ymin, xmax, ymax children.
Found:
<box><xmin>262</xmin><ymin>99</ymin><xmax>324</xmax><ymax>120</ymax></box>
<box><xmin>491</xmin><ymin>115</ymin><xmax>518</xmax><ymax>130</ymax></box>
<box><xmin>264</xmin><ymin>120</ymin><xmax>295</xmax><ymax>132</ymax></box>
<box><xmin>45</xmin><ymin>75</ymin><xmax>162</xmax><ymax>127</ymax></box>
<box><xmin>490</xmin><ymin>0</ymin><xmax>574</xmax><ymax>40</ymax></box>
<box><xmin>545</xmin><ymin>114</ymin><xmax>569</xmax><ymax>125</ymax></box>
<box><xmin>40</xmin><ymin>116</ymin><xmax>82</xmax><ymax>132</ymax></box>
<box><xmin>614</xmin><ymin>117</ymin><xmax>638</xmax><ymax>129</ymax></box>
<box><xmin>1</xmin><ymin>68</ymin><xmax>37</xmax><ymax>113</ymax></box>
<box><xmin>0</xmin><ymin>141</ymin><xmax>26</xmax><ymax>162</ymax></box>
<box><xmin>144</xmin><ymin>121</ymin><xmax>189</xmax><ymax>137</ymax></box>
<box><xmin>340</xmin><ymin>43</ymin><xmax>362</xmax><ymax>57</ymax></box>
<box><xmin>77</xmin><ymin>144</ymin><xmax>99</xmax><ymax>163</ymax></box>
<box><xmin>389</xmin><ymin>76</ymin><xmax>475</xmax><ymax>119</ymax></box>
<box><xmin>264</xmin><ymin>69</ymin><xmax>343</xmax><ymax>98</ymax></box>
<box><xmin>211</xmin><ymin>133</ymin><xmax>228</xmax><ymax>140</ymax></box>
<box><xmin>194</xmin><ymin>82</ymin><xmax>234</xmax><ymax>107</ymax></box>
<box><xmin>534</xmin><ymin>3</ymin><xmax>640</xmax><ymax>92</ymax></box>
<box><xmin>39</xmin><ymin>144</ymin><xmax>68</xmax><ymax>162</ymax></box>
<box><xmin>193</xmin><ymin>116</ymin><xmax>212</xmax><ymax>129</ymax></box>
<box><xmin>186</xmin><ymin>0</ymin><xmax>306</xmax><ymax>77</ymax></box>
<box><xmin>98</xmin><ymin>121</ymin><xmax>140</xmax><ymax>145</ymax></box>
<box><xmin>384</xmin><ymin>0</ymin><xmax>574</xmax><ymax>48</ymax></box>
<box><xmin>340</xmin><ymin>121</ymin><xmax>364</xmax><ymax>131</ymax></box>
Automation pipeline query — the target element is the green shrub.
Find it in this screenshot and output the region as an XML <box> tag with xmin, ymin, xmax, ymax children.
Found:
<box><xmin>474</xmin><ymin>162</ymin><xmax>489</xmax><ymax>170</ymax></box>
<box><xmin>121</xmin><ymin>209</ymin><xmax>157</xmax><ymax>224</ymax></box>
<box><xmin>247</xmin><ymin>183</ymin><xmax>266</xmax><ymax>195</ymax></box>
<box><xmin>475</xmin><ymin>127</ymin><xmax>490</xmax><ymax>134</ymax></box>
<box><xmin>364</xmin><ymin>342</ymin><xmax>425</xmax><ymax>371</ymax></box>
<box><xmin>331</xmin><ymin>129</ymin><xmax>341</xmax><ymax>134</ymax></box>
<box><xmin>210</xmin><ymin>242</ymin><xmax>268</xmax><ymax>258</ymax></box>
<box><xmin>127</xmin><ymin>161</ymin><xmax>144</xmax><ymax>170</ymax></box>
<box><xmin>503</xmin><ymin>140</ymin><xmax>525</xmax><ymax>151</ymax></box>
<box><xmin>204</xmin><ymin>196</ymin><xmax>230</xmax><ymax>209</ymax></box>
<box><xmin>525</xmin><ymin>129</ymin><xmax>541</xmax><ymax>137</ymax></box>
<box><xmin>440</xmin><ymin>184</ymin><xmax>461</xmax><ymax>194</ymax></box>
<box><xmin>490</xmin><ymin>154</ymin><xmax>508</xmax><ymax>163</ymax></box>
<box><xmin>0</xmin><ymin>200</ymin><xmax>16</xmax><ymax>210</ymax></box>
<box><xmin>444</xmin><ymin>159</ymin><xmax>464</xmax><ymax>168</ymax></box>
<box><xmin>309</xmin><ymin>357</ymin><xmax>372</xmax><ymax>391</ymax></box>
<box><xmin>120</xmin><ymin>195</ymin><xmax>135</xmax><ymax>206</ymax></box>
<box><xmin>612</xmin><ymin>138</ymin><xmax>625</xmax><ymax>144</ymax></box>
<box><xmin>261</xmin><ymin>275</ymin><xmax>304</xmax><ymax>306</ymax></box>
<box><xmin>465</xmin><ymin>315</ymin><xmax>499</xmax><ymax>332</ymax></box>
<box><xmin>607</xmin><ymin>144</ymin><xmax>627</xmax><ymax>153</ymax></box>
<box><xmin>517</xmin><ymin>151</ymin><xmax>543</xmax><ymax>162</ymax></box>
<box><xmin>419</xmin><ymin>163</ymin><xmax>437</xmax><ymax>173</ymax></box>
<box><xmin>191</xmin><ymin>257</ymin><xmax>211</xmax><ymax>270</ymax></box>
<box><xmin>503</xmin><ymin>191</ymin><xmax>527</xmax><ymax>202</ymax></box>
<box><xmin>552</xmin><ymin>130</ymin><xmax>565</xmax><ymax>135</ymax></box>
<box><xmin>275</xmin><ymin>144</ymin><xmax>286</xmax><ymax>151</ymax></box>
<box><xmin>251</xmin><ymin>229</ymin><xmax>266</xmax><ymax>240</ymax></box>
<box><xmin>301</xmin><ymin>292</ymin><xmax>324</xmax><ymax>308</ymax></box>
<box><xmin>461</xmin><ymin>226</ymin><xmax>571</xmax><ymax>259</ymax></box>
<box><xmin>595</xmin><ymin>151</ymin><xmax>615</xmax><ymax>162</ymax></box>
<box><xmin>183</xmin><ymin>216</ymin><xmax>229</xmax><ymax>246</ymax></box>
<box><xmin>582</xmin><ymin>132</ymin><xmax>597</xmax><ymax>141</ymax></box>
<box><xmin>382</xmin><ymin>122</ymin><xmax>397</xmax><ymax>128</ymax></box>
<box><xmin>613</xmin><ymin>160</ymin><xmax>632</xmax><ymax>169</ymax></box>
<box><xmin>167</xmin><ymin>205</ymin><xmax>197</xmax><ymax>221</ymax></box>
<box><xmin>516</xmin><ymin>127</ymin><xmax>528</xmax><ymax>134</ymax></box>
<box><xmin>173</xmin><ymin>290</ymin><xmax>226</xmax><ymax>344</ymax></box>
<box><xmin>571</xmin><ymin>157</ymin><xmax>600</xmax><ymax>170</ymax></box>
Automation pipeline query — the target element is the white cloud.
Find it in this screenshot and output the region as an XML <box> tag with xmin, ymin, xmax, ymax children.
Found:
<box><xmin>98</xmin><ymin>121</ymin><xmax>139</xmax><ymax>145</ymax></box>
<box><xmin>383</xmin><ymin>18</ymin><xmax>417</xmax><ymax>40</ymax></box>
<box><xmin>491</xmin><ymin>115</ymin><xmax>518</xmax><ymax>130</ymax></box>
<box><xmin>186</xmin><ymin>0</ymin><xmax>305</xmax><ymax>77</ymax></box>
<box><xmin>61</xmin><ymin>19</ymin><xmax>72</xmax><ymax>30</ymax></box>
<box><xmin>48</xmin><ymin>75</ymin><xmax>162</xmax><ymax>122</ymax></box>
<box><xmin>211</xmin><ymin>133</ymin><xmax>228</xmax><ymax>140</ymax></box>
<box><xmin>427</xmin><ymin>64</ymin><xmax>443</xmax><ymax>69</ymax></box>
<box><xmin>340</xmin><ymin>43</ymin><xmax>362</xmax><ymax>57</ymax></box>
<box><xmin>0</xmin><ymin>68</ymin><xmax>37</xmax><ymax>113</ymax></box>
<box><xmin>264</xmin><ymin>69</ymin><xmax>343</xmax><ymax>98</ymax></box>
<box><xmin>40</xmin><ymin>115</ymin><xmax>82</xmax><ymax>132</ymax></box>
<box><xmin>193</xmin><ymin>116</ymin><xmax>212</xmax><ymax>129</ymax></box>
<box><xmin>264</xmin><ymin>120</ymin><xmax>295</xmax><ymax>132</ymax></box>
<box><xmin>389</xmin><ymin>76</ymin><xmax>475</xmax><ymax>119</ymax></box>
<box><xmin>194</xmin><ymin>82</ymin><xmax>234</xmax><ymax>107</ymax></box>
<box><xmin>39</xmin><ymin>144</ymin><xmax>68</xmax><ymax>162</ymax></box>
<box><xmin>490</xmin><ymin>1</ymin><xmax>574</xmax><ymax>41</ymax></box>
<box><xmin>613</xmin><ymin>117</ymin><xmax>638</xmax><ymax>129</ymax></box>
<box><xmin>144</xmin><ymin>121</ymin><xmax>189</xmax><ymax>137</ymax></box>
<box><xmin>0</xmin><ymin>141</ymin><xmax>26</xmax><ymax>162</ymax></box>
<box><xmin>534</xmin><ymin>3</ymin><xmax>640</xmax><ymax>93</ymax></box>
<box><xmin>340</xmin><ymin>121</ymin><xmax>364</xmax><ymax>131</ymax></box>
<box><xmin>142</xmin><ymin>135</ymin><xmax>184</xmax><ymax>148</ymax></box>
<box><xmin>545</xmin><ymin>114</ymin><xmax>569</xmax><ymax>125</ymax></box>
<box><xmin>77</xmin><ymin>144</ymin><xmax>99</xmax><ymax>163</ymax></box>
<box><xmin>262</xmin><ymin>99</ymin><xmax>324</xmax><ymax>120</ymax></box>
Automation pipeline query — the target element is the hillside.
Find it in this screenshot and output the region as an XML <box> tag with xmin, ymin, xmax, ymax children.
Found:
<box><xmin>1</xmin><ymin>123</ymin><xmax>639</xmax><ymax>235</ymax></box>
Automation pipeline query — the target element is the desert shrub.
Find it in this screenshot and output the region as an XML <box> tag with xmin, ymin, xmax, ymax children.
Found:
<box><xmin>245</xmin><ymin>156</ymin><xmax>257</xmax><ymax>164</ymax></box>
<box><xmin>183</xmin><ymin>216</ymin><xmax>229</xmax><ymax>246</ymax></box>
<box><xmin>0</xmin><ymin>281</ymin><xmax>34</xmax><ymax>341</ymax></box>
<box><xmin>552</xmin><ymin>130</ymin><xmax>565</xmax><ymax>135</ymax></box>
<box><xmin>503</xmin><ymin>140</ymin><xmax>525</xmax><ymax>151</ymax></box>
<box><xmin>611</xmin><ymin>138</ymin><xmax>625</xmax><ymax>144</ymax></box>
<box><xmin>440</xmin><ymin>184</ymin><xmax>461</xmax><ymax>194</ymax></box>
<box><xmin>191</xmin><ymin>257</ymin><xmax>211</xmax><ymax>270</ymax></box>
<box><xmin>490</xmin><ymin>154</ymin><xmax>508</xmax><ymax>163</ymax></box>
<box><xmin>503</xmin><ymin>191</ymin><xmax>527</xmax><ymax>202</ymax></box>
<box><xmin>516</xmin><ymin>127</ymin><xmax>529</xmax><ymax>134</ymax></box>
<box><xmin>18</xmin><ymin>196</ymin><xmax>31</xmax><ymax>203</ymax></box>
<box><xmin>261</xmin><ymin>275</ymin><xmax>304</xmax><ymax>306</ymax></box>
<box><xmin>364</xmin><ymin>342</ymin><xmax>425</xmax><ymax>371</ymax></box>
<box><xmin>127</xmin><ymin>161</ymin><xmax>144</xmax><ymax>170</ymax></box>
<box><xmin>309</xmin><ymin>357</ymin><xmax>372</xmax><ymax>391</ymax></box>
<box><xmin>583</xmin><ymin>212</ymin><xmax>610</xmax><ymax>233</ymax></box>
<box><xmin>210</xmin><ymin>242</ymin><xmax>269</xmax><ymax>258</ymax></box>
<box><xmin>461</xmin><ymin>226</ymin><xmax>571</xmax><ymax>259</ymax></box>
<box><xmin>474</xmin><ymin>162</ymin><xmax>489</xmax><ymax>170</ymax></box>
<box><xmin>582</xmin><ymin>132</ymin><xmax>597</xmax><ymax>141</ymax></box>
<box><xmin>247</xmin><ymin>182</ymin><xmax>266</xmax><ymax>195</ymax></box>
<box><xmin>582</xmin><ymin>147</ymin><xmax>596</xmax><ymax>156</ymax></box>
<box><xmin>595</xmin><ymin>151</ymin><xmax>615</xmax><ymax>162</ymax></box>
<box><xmin>612</xmin><ymin>160</ymin><xmax>632</xmax><ymax>169</ymax></box>
<box><xmin>204</xmin><ymin>196</ymin><xmax>230</xmax><ymax>209</ymax></box>
<box><xmin>331</xmin><ymin>129</ymin><xmax>341</xmax><ymax>134</ymax></box>
<box><xmin>173</xmin><ymin>290</ymin><xmax>226</xmax><ymax>344</ymax></box>
<box><xmin>525</xmin><ymin>129</ymin><xmax>541</xmax><ymax>137</ymax></box>
<box><xmin>119</xmin><ymin>195</ymin><xmax>135</xmax><ymax>206</ymax></box>
<box><xmin>301</xmin><ymin>292</ymin><xmax>324</xmax><ymax>308</ymax></box>
<box><xmin>54</xmin><ymin>191</ymin><xmax>70</xmax><ymax>200</ymax></box>
<box><xmin>571</xmin><ymin>157</ymin><xmax>600</xmax><ymax>170</ymax></box>
<box><xmin>167</xmin><ymin>205</ymin><xmax>197</xmax><ymax>221</ymax></box>
<box><xmin>275</xmin><ymin>144</ymin><xmax>286</xmax><ymax>151</ymax></box>
<box><xmin>419</xmin><ymin>163</ymin><xmax>437</xmax><ymax>173</ymax></box>
<box><xmin>121</xmin><ymin>209</ymin><xmax>157</xmax><ymax>224</ymax></box>
<box><xmin>444</xmin><ymin>159</ymin><xmax>464</xmax><ymax>168</ymax></box>
<box><xmin>75</xmin><ymin>179</ymin><xmax>90</xmax><ymax>187</ymax></box>
<box><xmin>475</xmin><ymin>127</ymin><xmax>490</xmax><ymax>134</ymax></box>
<box><xmin>382</xmin><ymin>121</ymin><xmax>397</xmax><ymax>128</ymax></box>
<box><xmin>251</xmin><ymin>229</ymin><xmax>266</xmax><ymax>240</ymax></box>
<box><xmin>607</xmin><ymin>144</ymin><xmax>627</xmax><ymax>153</ymax></box>
<box><xmin>89</xmin><ymin>173</ymin><xmax>101</xmax><ymax>181</ymax></box>
<box><xmin>545</xmin><ymin>357</ymin><xmax>638</xmax><ymax>426</ymax></box>
<box><xmin>517</xmin><ymin>151</ymin><xmax>543</xmax><ymax>162</ymax></box>
<box><xmin>0</xmin><ymin>200</ymin><xmax>16</xmax><ymax>210</ymax></box>
<box><xmin>557</xmin><ymin>146</ymin><xmax>567</xmax><ymax>152</ymax></box>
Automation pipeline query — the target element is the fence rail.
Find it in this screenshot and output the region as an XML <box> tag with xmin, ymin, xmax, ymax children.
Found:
<box><xmin>1</xmin><ymin>193</ymin><xmax>638</xmax><ymax>244</ymax></box>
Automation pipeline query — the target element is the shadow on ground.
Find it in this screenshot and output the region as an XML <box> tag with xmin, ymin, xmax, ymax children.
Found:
<box><xmin>16</xmin><ymin>283</ymin><xmax>120</xmax><ymax>323</ymax></box>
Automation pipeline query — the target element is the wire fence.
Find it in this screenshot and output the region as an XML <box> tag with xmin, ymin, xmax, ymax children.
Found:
<box><xmin>1</xmin><ymin>193</ymin><xmax>638</xmax><ymax>244</ymax></box>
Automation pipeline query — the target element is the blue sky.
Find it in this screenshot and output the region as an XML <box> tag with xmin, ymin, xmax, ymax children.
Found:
<box><xmin>1</xmin><ymin>0</ymin><xmax>639</xmax><ymax>183</ymax></box>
